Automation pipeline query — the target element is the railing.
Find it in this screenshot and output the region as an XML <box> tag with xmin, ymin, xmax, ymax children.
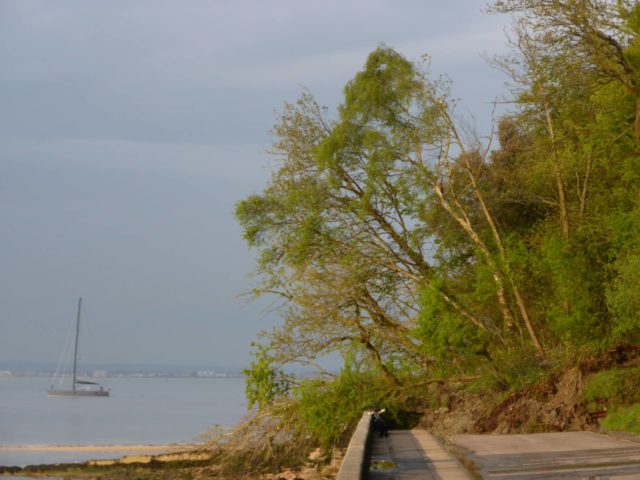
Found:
<box><xmin>336</xmin><ymin>412</ymin><xmax>373</xmax><ymax>480</ymax></box>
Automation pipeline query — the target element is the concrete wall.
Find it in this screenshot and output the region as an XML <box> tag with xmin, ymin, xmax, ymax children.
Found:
<box><xmin>336</xmin><ymin>412</ymin><xmax>372</xmax><ymax>480</ymax></box>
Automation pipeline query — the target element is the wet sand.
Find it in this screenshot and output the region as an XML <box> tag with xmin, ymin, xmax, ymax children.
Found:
<box><xmin>0</xmin><ymin>443</ymin><xmax>205</xmax><ymax>468</ymax></box>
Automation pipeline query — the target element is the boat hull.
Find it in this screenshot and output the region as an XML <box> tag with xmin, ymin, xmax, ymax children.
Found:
<box><xmin>48</xmin><ymin>389</ymin><xmax>109</xmax><ymax>397</ymax></box>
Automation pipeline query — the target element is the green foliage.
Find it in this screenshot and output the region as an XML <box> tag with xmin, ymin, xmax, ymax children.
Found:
<box><xmin>533</xmin><ymin>231</ymin><xmax>608</xmax><ymax>345</ymax></box>
<box><xmin>582</xmin><ymin>366</ymin><xmax>640</xmax><ymax>405</ymax></box>
<box><xmin>233</xmin><ymin>0</ymin><xmax>640</xmax><ymax>449</ymax></box>
<box><xmin>243</xmin><ymin>344</ymin><xmax>290</xmax><ymax>410</ymax></box>
<box><xmin>602</xmin><ymin>404</ymin><xmax>640</xmax><ymax>433</ymax></box>
<box><xmin>474</xmin><ymin>348</ymin><xmax>547</xmax><ymax>393</ymax></box>
<box><xmin>623</xmin><ymin>3</ymin><xmax>640</xmax><ymax>87</ymax></box>
<box><xmin>607</xmin><ymin>249</ymin><xmax>640</xmax><ymax>342</ymax></box>
<box><xmin>606</xmin><ymin>207</ymin><xmax>640</xmax><ymax>343</ymax></box>
<box><xmin>415</xmin><ymin>281</ymin><xmax>488</xmax><ymax>367</ymax></box>
<box><xmin>294</xmin><ymin>362</ymin><xmax>397</xmax><ymax>449</ymax></box>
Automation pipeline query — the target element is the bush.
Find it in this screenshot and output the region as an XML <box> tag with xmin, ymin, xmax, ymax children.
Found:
<box><xmin>607</xmin><ymin>248</ymin><xmax>640</xmax><ymax>343</ymax></box>
<box><xmin>294</xmin><ymin>363</ymin><xmax>398</xmax><ymax>449</ymax></box>
<box><xmin>477</xmin><ymin>348</ymin><xmax>547</xmax><ymax>392</ymax></box>
<box><xmin>582</xmin><ymin>366</ymin><xmax>640</xmax><ymax>405</ymax></box>
<box><xmin>602</xmin><ymin>404</ymin><xmax>640</xmax><ymax>434</ymax></box>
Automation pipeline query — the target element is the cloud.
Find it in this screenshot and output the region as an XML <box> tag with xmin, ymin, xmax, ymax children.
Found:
<box><xmin>0</xmin><ymin>0</ymin><xmax>513</xmax><ymax>367</ymax></box>
<box><xmin>0</xmin><ymin>0</ymin><xmax>509</xmax><ymax>144</ymax></box>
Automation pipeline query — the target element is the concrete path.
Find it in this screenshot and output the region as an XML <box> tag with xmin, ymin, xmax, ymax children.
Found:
<box><xmin>368</xmin><ymin>430</ymin><xmax>471</xmax><ymax>479</ymax></box>
<box><xmin>450</xmin><ymin>431</ymin><xmax>640</xmax><ymax>479</ymax></box>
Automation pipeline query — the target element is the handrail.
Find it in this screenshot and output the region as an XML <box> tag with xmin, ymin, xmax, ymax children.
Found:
<box><xmin>336</xmin><ymin>412</ymin><xmax>373</xmax><ymax>480</ymax></box>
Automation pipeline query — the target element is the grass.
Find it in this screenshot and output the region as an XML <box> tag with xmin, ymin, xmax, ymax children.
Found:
<box><xmin>602</xmin><ymin>403</ymin><xmax>640</xmax><ymax>434</ymax></box>
<box><xmin>582</xmin><ymin>365</ymin><xmax>640</xmax><ymax>435</ymax></box>
<box><xmin>583</xmin><ymin>366</ymin><xmax>640</xmax><ymax>405</ymax></box>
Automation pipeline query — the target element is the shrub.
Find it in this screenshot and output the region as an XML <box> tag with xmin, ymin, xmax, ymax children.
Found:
<box><xmin>294</xmin><ymin>363</ymin><xmax>398</xmax><ymax>449</ymax></box>
<box><xmin>479</xmin><ymin>348</ymin><xmax>547</xmax><ymax>392</ymax></box>
<box><xmin>582</xmin><ymin>366</ymin><xmax>640</xmax><ymax>405</ymax></box>
<box><xmin>602</xmin><ymin>404</ymin><xmax>640</xmax><ymax>434</ymax></box>
<box><xmin>607</xmin><ymin>248</ymin><xmax>640</xmax><ymax>343</ymax></box>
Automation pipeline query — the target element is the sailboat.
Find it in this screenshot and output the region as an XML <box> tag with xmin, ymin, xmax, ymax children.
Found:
<box><xmin>48</xmin><ymin>298</ymin><xmax>110</xmax><ymax>397</ymax></box>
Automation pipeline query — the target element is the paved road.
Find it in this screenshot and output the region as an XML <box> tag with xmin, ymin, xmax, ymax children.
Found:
<box><xmin>368</xmin><ymin>430</ymin><xmax>471</xmax><ymax>479</ymax></box>
<box><xmin>450</xmin><ymin>431</ymin><xmax>640</xmax><ymax>479</ymax></box>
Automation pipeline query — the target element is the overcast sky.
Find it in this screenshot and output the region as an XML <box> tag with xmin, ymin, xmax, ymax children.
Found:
<box><xmin>0</xmin><ymin>0</ymin><xmax>512</xmax><ymax>369</ymax></box>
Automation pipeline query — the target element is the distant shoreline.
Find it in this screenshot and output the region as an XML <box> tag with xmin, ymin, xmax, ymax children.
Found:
<box><xmin>0</xmin><ymin>373</ymin><xmax>243</xmax><ymax>379</ymax></box>
<box><xmin>0</xmin><ymin>443</ymin><xmax>199</xmax><ymax>453</ymax></box>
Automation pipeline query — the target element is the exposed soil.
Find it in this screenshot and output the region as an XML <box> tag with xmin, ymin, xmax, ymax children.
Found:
<box><xmin>420</xmin><ymin>344</ymin><xmax>640</xmax><ymax>436</ymax></box>
<box><xmin>473</xmin><ymin>366</ymin><xmax>594</xmax><ymax>434</ymax></box>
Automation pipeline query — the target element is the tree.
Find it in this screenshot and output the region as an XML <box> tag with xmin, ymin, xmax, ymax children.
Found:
<box><xmin>483</xmin><ymin>1</ymin><xmax>640</xmax><ymax>345</ymax></box>
<box><xmin>229</xmin><ymin>4</ymin><xmax>640</xmax><ymax>456</ymax></box>
<box><xmin>236</xmin><ymin>91</ymin><xmax>429</xmax><ymax>383</ymax></box>
<box><xmin>236</xmin><ymin>47</ymin><xmax>548</xmax><ymax>387</ymax></box>
<box><xmin>491</xmin><ymin>0</ymin><xmax>640</xmax><ymax>136</ymax></box>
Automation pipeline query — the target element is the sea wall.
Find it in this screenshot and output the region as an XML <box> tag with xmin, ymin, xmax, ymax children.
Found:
<box><xmin>336</xmin><ymin>412</ymin><xmax>372</xmax><ymax>480</ymax></box>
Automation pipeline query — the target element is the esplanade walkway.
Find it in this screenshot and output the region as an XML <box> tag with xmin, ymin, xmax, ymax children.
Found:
<box><xmin>336</xmin><ymin>413</ymin><xmax>471</xmax><ymax>479</ymax></box>
<box><xmin>336</xmin><ymin>413</ymin><xmax>640</xmax><ymax>479</ymax></box>
<box><xmin>367</xmin><ymin>429</ymin><xmax>471</xmax><ymax>479</ymax></box>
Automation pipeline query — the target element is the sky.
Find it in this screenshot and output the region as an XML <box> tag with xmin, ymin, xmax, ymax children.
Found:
<box><xmin>0</xmin><ymin>0</ymin><xmax>513</xmax><ymax>370</ymax></box>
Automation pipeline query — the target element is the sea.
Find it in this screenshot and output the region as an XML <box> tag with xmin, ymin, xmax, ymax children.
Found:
<box><xmin>0</xmin><ymin>375</ymin><xmax>248</xmax><ymax>467</ymax></box>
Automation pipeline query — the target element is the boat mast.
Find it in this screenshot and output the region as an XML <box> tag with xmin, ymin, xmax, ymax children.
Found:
<box><xmin>72</xmin><ymin>297</ymin><xmax>82</xmax><ymax>391</ymax></box>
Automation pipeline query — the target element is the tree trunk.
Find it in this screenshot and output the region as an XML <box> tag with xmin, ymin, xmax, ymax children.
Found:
<box><xmin>578</xmin><ymin>151</ymin><xmax>592</xmax><ymax>217</ymax></box>
<box><xmin>442</xmin><ymin>111</ymin><xmax>545</xmax><ymax>356</ymax></box>
<box><xmin>468</xmin><ymin>175</ymin><xmax>544</xmax><ymax>356</ymax></box>
<box><xmin>432</xmin><ymin>182</ymin><xmax>516</xmax><ymax>332</ymax></box>
<box><xmin>543</xmin><ymin>101</ymin><xmax>570</xmax><ymax>240</ymax></box>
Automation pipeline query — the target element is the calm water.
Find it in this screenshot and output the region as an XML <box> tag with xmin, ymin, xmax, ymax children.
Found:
<box><xmin>0</xmin><ymin>376</ymin><xmax>248</xmax><ymax>466</ymax></box>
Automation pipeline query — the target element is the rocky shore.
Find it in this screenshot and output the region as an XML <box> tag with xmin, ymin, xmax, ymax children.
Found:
<box><xmin>0</xmin><ymin>444</ymin><xmax>339</xmax><ymax>479</ymax></box>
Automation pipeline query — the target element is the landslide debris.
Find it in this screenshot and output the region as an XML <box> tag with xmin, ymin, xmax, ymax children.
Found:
<box><xmin>419</xmin><ymin>344</ymin><xmax>640</xmax><ymax>436</ymax></box>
